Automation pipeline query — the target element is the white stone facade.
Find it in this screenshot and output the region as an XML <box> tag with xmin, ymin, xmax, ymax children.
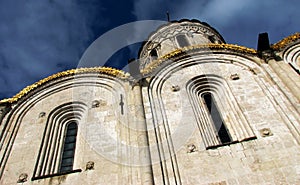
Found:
<box><xmin>0</xmin><ymin>20</ymin><xmax>299</xmax><ymax>184</ymax></box>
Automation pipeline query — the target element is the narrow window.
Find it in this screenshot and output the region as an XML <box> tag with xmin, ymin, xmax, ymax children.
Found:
<box><xmin>59</xmin><ymin>122</ymin><xmax>78</xmax><ymax>173</ymax></box>
<box><xmin>150</xmin><ymin>48</ymin><xmax>158</xmax><ymax>59</ymax></box>
<box><xmin>186</xmin><ymin>75</ymin><xmax>256</xmax><ymax>149</ymax></box>
<box><xmin>176</xmin><ymin>35</ymin><xmax>189</xmax><ymax>48</ymax></box>
<box><xmin>202</xmin><ymin>93</ymin><xmax>232</xmax><ymax>144</ymax></box>
<box><xmin>208</xmin><ymin>35</ymin><xmax>216</xmax><ymax>43</ymax></box>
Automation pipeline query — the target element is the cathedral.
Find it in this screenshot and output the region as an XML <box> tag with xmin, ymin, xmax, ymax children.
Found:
<box><xmin>0</xmin><ymin>19</ymin><xmax>299</xmax><ymax>184</ymax></box>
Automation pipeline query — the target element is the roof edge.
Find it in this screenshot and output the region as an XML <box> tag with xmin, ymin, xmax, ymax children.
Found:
<box><xmin>141</xmin><ymin>43</ymin><xmax>257</xmax><ymax>75</ymax></box>
<box><xmin>271</xmin><ymin>33</ymin><xmax>300</xmax><ymax>51</ymax></box>
<box><xmin>0</xmin><ymin>67</ymin><xmax>130</xmax><ymax>104</ymax></box>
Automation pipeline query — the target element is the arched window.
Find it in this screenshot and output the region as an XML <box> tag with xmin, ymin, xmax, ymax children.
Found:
<box><xmin>186</xmin><ymin>75</ymin><xmax>256</xmax><ymax>149</ymax></box>
<box><xmin>176</xmin><ymin>35</ymin><xmax>189</xmax><ymax>48</ymax></box>
<box><xmin>150</xmin><ymin>48</ymin><xmax>158</xmax><ymax>59</ymax></box>
<box><xmin>59</xmin><ymin>122</ymin><xmax>78</xmax><ymax>173</ymax></box>
<box><xmin>32</xmin><ymin>102</ymin><xmax>86</xmax><ymax>180</ymax></box>
<box><xmin>208</xmin><ymin>35</ymin><xmax>215</xmax><ymax>43</ymax></box>
<box><xmin>202</xmin><ymin>92</ymin><xmax>232</xmax><ymax>144</ymax></box>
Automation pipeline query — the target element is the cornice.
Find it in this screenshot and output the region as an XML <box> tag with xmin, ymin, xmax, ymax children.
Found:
<box><xmin>0</xmin><ymin>67</ymin><xmax>130</xmax><ymax>103</ymax></box>
<box><xmin>141</xmin><ymin>43</ymin><xmax>257</xmax><ymax>75</ymax></box>
<box><xmin>271</xmin><ymin>33</ymin><xmax>300</xmax><ymax>51</ymax></box>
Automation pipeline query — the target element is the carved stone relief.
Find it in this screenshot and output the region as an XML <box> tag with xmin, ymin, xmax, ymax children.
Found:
<box><xmin>17</xmin><ymin>173</ymin><xmax>28</xmax><ymax>183</ymax></box>
<box><xmin>86</xmin><ymin>161</ymin><xmax>94</xmax><ymax>170</ymax></box>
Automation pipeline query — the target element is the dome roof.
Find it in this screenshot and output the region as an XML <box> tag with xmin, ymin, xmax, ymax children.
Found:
<box><xmin>138</xmin><ymin>19</ymin><xmax>226</xmax><ymax>72</ymax></box>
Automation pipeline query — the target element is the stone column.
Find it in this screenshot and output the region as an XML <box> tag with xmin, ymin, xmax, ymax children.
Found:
<box><xmin>265</xmin><ymin>58</ymin><xmax>300</xmax><ymax>144</ymax></box>
<box><xmin>268</xmin><ymin>59</ymin><xmax>300</xmax><ymax>101</ymax></box>
<box><xmin>132</xmin><ymin>82</ymin><xmax>154</xmax><ymax>185</ymax></box>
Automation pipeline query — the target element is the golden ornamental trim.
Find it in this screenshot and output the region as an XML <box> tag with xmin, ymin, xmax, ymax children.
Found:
<box><xmin>271</xmin><ymin>33</ymin><xmax>300</xmax><ymax>51</ymax></box>
<box><xmin>141</xmin><ymin>43</ymin><xmax>257</xmax><ymax>75</ymax></box>
<box><xmin>0</xmin><ymin>67</ymin><xmax>129</xmax><ymax>103</ymax></box>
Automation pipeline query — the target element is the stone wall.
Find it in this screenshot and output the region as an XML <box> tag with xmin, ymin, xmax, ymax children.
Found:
<box><xmin>142</xmin><ymin>51</ymin><xmax>300</xmax><ymax>184</ymax></box>
<box><xmin>0</xmin><ymin>73</ymin><xmax>153</xmax><ymax>185</ymax></box>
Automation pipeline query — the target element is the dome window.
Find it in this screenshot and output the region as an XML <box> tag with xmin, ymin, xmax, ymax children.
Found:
<box><xmin>176</xmin><ymin>34</ymin><xmax>189</xmax><ymax>48</ymax></box>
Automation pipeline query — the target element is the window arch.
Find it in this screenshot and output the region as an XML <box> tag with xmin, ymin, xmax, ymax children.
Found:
<box><xmin>186</xmin><ymin>75</ymin><xmax>256</xmax><ymax>149</ymax></box>
<box><xmin>32</xmin><ymin>102</ymin><xmax>86</xmax><ymax>180</ymax></box>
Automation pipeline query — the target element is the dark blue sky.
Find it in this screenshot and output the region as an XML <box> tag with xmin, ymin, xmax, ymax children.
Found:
<box><xmin>0</xmin><ymin>0</ymin><xmax>299</xmax><ymax>99</ymax></box>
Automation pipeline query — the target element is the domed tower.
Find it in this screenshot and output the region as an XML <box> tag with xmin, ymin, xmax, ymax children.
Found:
<box><xmin>138</xmin><ymin>19</ymin><xmax>225</xmax><ymax>72</ymax></box>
